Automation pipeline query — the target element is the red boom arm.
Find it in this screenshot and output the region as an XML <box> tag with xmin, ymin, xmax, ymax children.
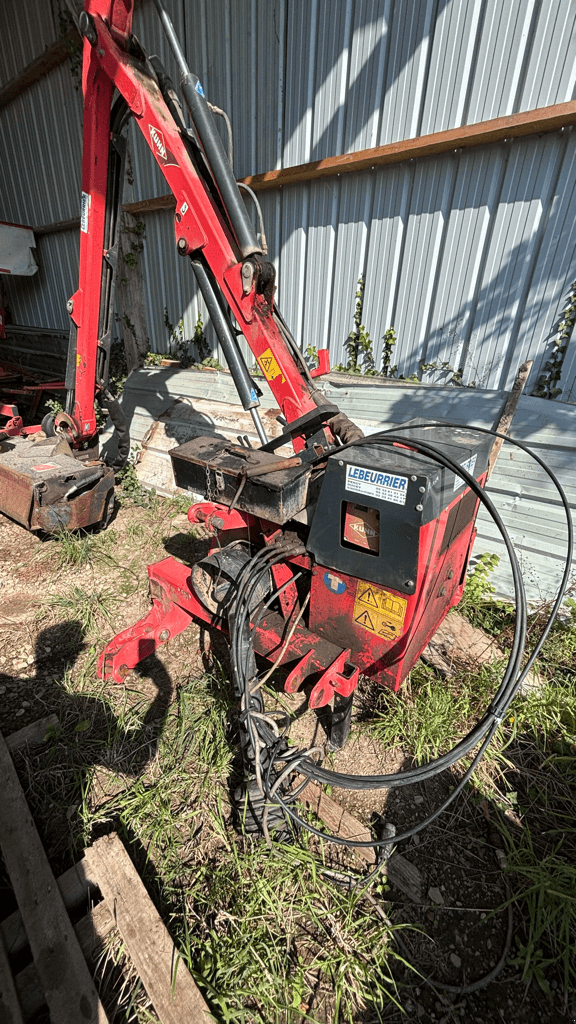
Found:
<box><xmin>69</xmin><ymin>0</ymin><xmax>325</xmax><ymax>444</ymax></box>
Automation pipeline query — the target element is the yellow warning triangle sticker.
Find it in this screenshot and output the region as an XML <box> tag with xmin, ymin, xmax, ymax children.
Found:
<box><xmin>354</xmin><ymin>609</ymin><xmax>375</xmax><ymax>630</ymax></box>
<box><xmin>358</xmin><ymin>587</ymin><xmax>379</xmax><ymax>608</ymax></box>
<box><xmin>261</xmin><ymin>357</ymin><xmax>272</xmax><ymax>372</ymax></box>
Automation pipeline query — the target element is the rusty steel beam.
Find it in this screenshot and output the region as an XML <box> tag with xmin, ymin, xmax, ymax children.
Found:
<box><xmin>0</xmin><ymin>27</ymin><xmax>81</xmax><ymax>111</ymax></box>
<box><xmin>123</xmin><ymin>99</ymin><xmax>576</xmax><ymax>216</ymax></box>
<box><xmin>33</xmin><ymin>216</ymin><xmax>81</xmax><ymax>235</ymax></box>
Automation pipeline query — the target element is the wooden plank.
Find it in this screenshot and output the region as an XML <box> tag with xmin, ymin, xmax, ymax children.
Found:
<box><xmin>1</xmin><ymin>858</ymin><xmax>99</xmax><ymax>958</ymax></box>
<box><xmin>299</xmin><ymin>781</ymin><xmax>375</xmax><ymax>856</ymax></box>
<box><xmin>0</xmin><ymin>731</ymin><xmax>108</xmax><ymax>1024</ymax></box>
<box><xmin>14</xmin><ymin>901</ymin><xmax>115</xmax><ymax>1023</ymax></box>
<box><xmin>487</xmin><ymin>359</ymin><xmax>532</xmax><ymax>480</ymax></box>
<box><xmin>117</xmin><ymin>210</ymin><xmax>150</xmax><ymax>372</ymax></box>
<box><xmin>0</xmin><ymin>927</ymin><xmax>24</xmax><ymax>1024</ymax></box>
<box><xmin>5</xmin><ymin>715</ymin><xmax>59</xmax><ymax>753</ymax></box>
<box><xmin>123</xmin><ymin>100</ymin><xmax>576</xmax><ymax>214</ymax></box>
<box><xmin>83</xmin><ymin>834</ymin><xmax>213</xmax><ymax>1024</ymax></box>
<box><xmin>0</xmin><ymin>29</ymin><xmax>81</xmax><ymax>111</ymax></box>
<box><xmin>298</xmin><ymin>781</ymin><xmax>422</xmax><ymax>901</ymax></box>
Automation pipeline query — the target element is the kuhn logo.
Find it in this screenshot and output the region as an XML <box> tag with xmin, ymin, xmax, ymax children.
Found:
<box><xmin>148</xmin><ymin>124</ymin><xmax>167</xmax><ymax>161</ymax></box>
<box><xmin>350</xmin><ymin>522</ymin><xmax>377</xmax><ymax>537</ymax></box>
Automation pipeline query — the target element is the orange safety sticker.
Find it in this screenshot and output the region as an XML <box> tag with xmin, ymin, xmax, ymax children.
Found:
<box><xmin>353</xmin><ymin>580</ymin><xmax>407</xmax><ymax>641</ymax></box>
<box><xmin>258</xmin><ymin>347</ymin><xmax>285</xmax><ymax>383</ymax></box>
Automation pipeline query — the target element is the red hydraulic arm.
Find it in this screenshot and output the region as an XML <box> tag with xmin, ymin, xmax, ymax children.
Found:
<box><xmin>69</xmin><ymin>0</ymin><xmax>328</xmax><ymax>447</ymax></box>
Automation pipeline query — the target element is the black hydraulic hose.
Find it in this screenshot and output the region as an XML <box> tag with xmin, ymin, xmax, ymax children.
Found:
<box><xmin>190</xmin><ymin>259</ymin><xmax>260</xmax><ymax>411</ymax></box>
<box><xmin>231</xmin><ymin>422</ymin><xmax>572</xmax><ymax>851</ymax></box>
<box><xmin>297</xmin><ymin>435</ymin><xmax>528</xmax><ymax>790</ymax></box>
<box><xmin>152</xmin><ymin>0</ymin><xmax>260</xmax><ymax>259</ymax></box>
<box><xmin>102</xmin><ymin>392</ymin><xmax>130</xmax><ymax>470</ymax></box>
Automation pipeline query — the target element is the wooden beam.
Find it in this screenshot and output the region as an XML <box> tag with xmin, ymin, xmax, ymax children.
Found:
<box><xmin>0</xmin><ymin>927</ymin><xmax>24</xmax><ymax>1024</ymax></box>
<box><xmin>242</xmin><ymin>101</ymin><xmax>576</xmax><ymax>192</ymax></box>
<box><xmin>123</xmin><ymin>99</ymin><xmax>576</xmax><ymax>217</ymax></box>
<box><xmin>0</xmin><ymin>731</ymin><xmax>108</xmax><ymax>1024</ymax></box>
<box><xmin>1</xmin><ymin>857</ymin><xmax>100</xmax><ymax>959</ymax></box>
<box><xmin>13</xmin><ymin>901</ymin><xmax>115</xmax><ymax>1023</ymax></box>
<box><xmin>0</xmin><ymin>28</ymin><xmax>81</xmax><ymax>111</ymax></box>
<box><xmin>298</xmin><ymin>781</ymin><xmax>422</xmax><ymax>901</ymax></box>
<box><xmin>487</xmin><ymin>359</ymin><xmax>532</xmax><ymax>480</ymax></box>
<box><xmin>5</xmin><ymin>714</ymin><xmax>59</xmax><ymax>753</ymax></box>
<box><xmin>84</xmin><ymin>834</ymin><xmax>213</xmax><ymax>1024</ymax></box>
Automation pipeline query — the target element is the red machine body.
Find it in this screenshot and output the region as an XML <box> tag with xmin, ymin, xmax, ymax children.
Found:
<box><xmin>65</xmin><ymin>0</ymin><xmax>493</xmax><ymax>712</ymax></box>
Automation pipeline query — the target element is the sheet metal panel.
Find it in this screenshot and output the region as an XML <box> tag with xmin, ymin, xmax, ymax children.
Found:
<box><xmin>2</xmin><ymin>0</ymin><xmax>576</xmax><ymax>404</ymax></box>
<box><xmin>0</xmin><ymin>0</ymin><xmax>59</xmax><ymax>87</ymax></box>
<box><xmin>2</xmin><ymin>230</ymin><xmax>79</xmax><ymax>332</ymax></box>
<box><xmin>0</xmin><ymin>64</ymin><xmax>83</xmax><ymax>227</ymax></box>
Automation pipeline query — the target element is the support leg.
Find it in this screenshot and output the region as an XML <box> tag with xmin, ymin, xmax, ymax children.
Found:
<box><xmin>327</xmin><ymin>692</ymin><xmax>353</xmax><ymax>752</ymax></box>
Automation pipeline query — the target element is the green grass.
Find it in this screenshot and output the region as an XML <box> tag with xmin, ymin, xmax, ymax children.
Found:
<box><xmin>366</xmin><ymin>660</ymin><xmax>499</xmax><ymax>766</ymax></box>
<box><xmin>501</xmin><ymin>826</ymin><xmax>576</xmax><ymax>1004</ymax></box>
<box><xmin>46</xmin><ymin>585</ymin><xmax>119</xmax><ymax>635</ymax></box>
<box><xmin>17</xmin><ymin>663</ymin><xmax>404</xmax><ymax>1022</ymax></box>
<box><xmin>13</xmin><ymin>517</ymin><xmax>576</xmax><ymax>1020</ymax></box>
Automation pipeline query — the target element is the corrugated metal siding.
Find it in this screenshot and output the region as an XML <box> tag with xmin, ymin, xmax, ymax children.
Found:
<box><xmin>0</xmin><ymin>326</ymin><xmax>69</xmax><ymax>379</ymax></box>
<box><xmin>1</xmin><ymin>0</ymin><xmax>576</xmax><ymax>400</ymax></box>
<box><xmin>0</xmin><ymin>0</ymin><xmax>60</xmax><ymax>87</ymax></box>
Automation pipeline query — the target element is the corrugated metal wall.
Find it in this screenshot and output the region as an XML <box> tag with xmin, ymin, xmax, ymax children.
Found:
<box><xmin>2</xmin><ymin>0</ymin><xmax>576</xmax><ymax>400</ymax></box>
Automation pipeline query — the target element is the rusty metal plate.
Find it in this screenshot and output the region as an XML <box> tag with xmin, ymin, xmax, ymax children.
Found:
<box><xmin>0</xmin><ymin>435</ymin><xmax>114</xmax><ymax>532</ymax></box>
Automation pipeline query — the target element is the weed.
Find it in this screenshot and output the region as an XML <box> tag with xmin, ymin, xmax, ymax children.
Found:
<box><xmin>500</xmin><ymin>825</ymin><xmax>576</xmax><ymax>1003</ymax></box>
<box><xmin>116</xmin><ymin>460</ymin><xmax>158</xmax><ymax>509</ymax></box>
<box><xmin>381</xmin><ymin>326</ymin><xmax>397</xmax><ymax>377</ymax></box>
<box><xmin>47</xmin><ymin>586</ymin><xmax>118</xmax><ymax>635</ymax></box>
<box><xmin>48</xmin><ymin>526</ymin><xmax>117</xmax><ymax>571</ymax></box>
<box><xmin>334</xmin><ymin>276</ymin><xmax>378</xmax><ymax>376</ymax></box>
<box><xmin>367</xmin><ymin>660</ymin><xmax>499</xmax><ymax>766</ymax></box>
<box><xmin>532</xmin><ymin>280</ymin><xmax>576</xmax><ymax>400</ymax></box>
<box><xmin>459</xmin><ymin>552</ymin><xmax>501</xmax><ymax>622</ymax></box>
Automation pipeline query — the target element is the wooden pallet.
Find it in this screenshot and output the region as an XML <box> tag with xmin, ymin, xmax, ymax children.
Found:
<box><xmin>0</xmin><ymin>719</ymin><xmax>212</xmax><ymax>1024</ymax></box>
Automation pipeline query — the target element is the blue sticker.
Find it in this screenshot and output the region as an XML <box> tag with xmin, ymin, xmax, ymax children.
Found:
<box><xmin>323</xmin><ymin>572</ymin><xmax>346</xmax><ymax>595</ymax></box>
<box><xmin>250</xmin><ymin>388</ymin><xmax>257</xmax><ymax>401</ymax></box>
<box><xmin>195</xmin><ymin>80</ymin><xmax>205</xmax><ymax>96</ymax></box>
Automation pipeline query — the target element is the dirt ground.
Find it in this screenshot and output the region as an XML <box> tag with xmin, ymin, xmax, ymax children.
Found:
<box><xmin>0</xmin><ymin>503</ymin><xmax>573</xmax><ymax>1024</ymax></box>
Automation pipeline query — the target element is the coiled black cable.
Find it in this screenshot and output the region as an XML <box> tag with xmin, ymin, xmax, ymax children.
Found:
<box><xmin>230</xmin><ymin>422</ymin><xmax>573</xmax><ymax>849</ymax></box>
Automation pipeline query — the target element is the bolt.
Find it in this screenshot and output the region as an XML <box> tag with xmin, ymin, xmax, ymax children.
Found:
<box><xmin>447</xmin><ymin>569</ymin><xmax>454</xmax><ymax>579</ymax></box>
<box><xmin>242</xmin><ymin>263</ymin><xmax>253</xmax><ymax>278</ymax></box>
<box><xmin>338</xmin><ymin>460</ymin><xmax>343</xmax><ymax>466</ymax></box>
<box><xmin>439</xmin><ymin>586</ymin><xmax>447</xmax><ymax>596</ymax></box>
<box><xmin>159</xmin><ymin>629</ymin><xmax>170</xmax><ymax>642</ymax></box>
<box><xmin>405</xmin><ymin>580</ymin><xmax>414</xmax><ymax>589</ymax></box>
<box><xmin>177</xmin><ymin>237</ymin><xmax>187</xmax><ymax>253</ymax></box>
<box><xmin>410</xmin><ymin>475</ymin><xmax>417</xmax><ymax>482</ymax></box>
<box><xmin>66</xmin><ymin>299</ymin><xmax>74</xmax><ymax>313</ymax></box>
<box><xmin>418</xmin><ymin>485</ymin><xmax>426</xmax><ymax>493</ymax></box>
<box><xmin>415</xmin><ymin>503</ymin><xmax>423</xmax><ymax>512</ymax></box>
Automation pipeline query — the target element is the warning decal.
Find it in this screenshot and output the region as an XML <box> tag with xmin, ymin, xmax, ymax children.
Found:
<box><xmin>258</xmin><ymin>348</ymin><xmax>285</xmax><ymax>383</ymax></box>
<box><xmin>353</xmin><ymin>580</ymin><xmax>408</xmax><ymax>641</ymax></box>
<box><xmin>357</xmin><ymin>585</ymin><xmax>379</xmax><ymax>608</ymax></box>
